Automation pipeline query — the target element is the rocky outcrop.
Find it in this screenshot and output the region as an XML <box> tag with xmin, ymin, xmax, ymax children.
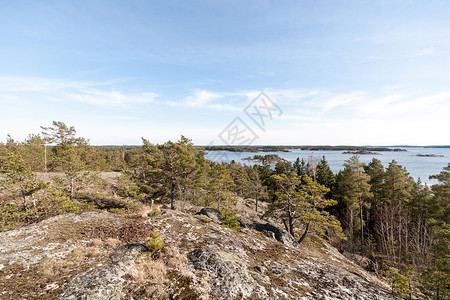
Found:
<box><xmin>59</xmin><ymin>244</ymin><xmax>148</xmax><ymax>300</ymax></box>
<box><xmin>253</xmin><ymin>222</ymin><xmax>299</xmax><ymax>247</ymax></box>
<box><xmin>196</xmin><ymin>207</ymin><xmax>223</xmax><ymax>222</ymax></box>
<box><xmin>188</xmin><ymin>247</ymin><xmax>264</xmax><ymax>299</ymax></box>
<box><xmin>0</xmin><ymin>209</ymin><xmax>398</xmax><ymax>299</ymax></box>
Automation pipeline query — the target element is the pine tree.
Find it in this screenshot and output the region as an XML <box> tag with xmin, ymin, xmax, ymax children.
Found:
<box><xmin>420</xmin><ymin>163</ymin><xmax>450</xmax><ymax>299</ymax></box>
<box><xmin>316</xmin><ymin>155</ymin><xmax>335</xmax><ymax>190</ymax></box>
<box><xmin>376</xmin><ymin>160</ymin><xmax>415</xmax><ymax>262</ymax></box>
<box><xmin>0</xmin><ymin>152</ymin><xmax>45</xmax><ymax>208</ymax></box>
<box><xmin>245</xmin><ymin>166</ymin><xmax>268</xmax><ymax>212</ymax></box>
<box><xmin>130</xmin><ymin>136</ymin><xmax>206</xmax><ymax>209</ymax></box>
<box><xmin>293</xmin><ymin>157</ymin><xmax>307</xmax><ymax>176</ymax></box>
<box><xmin>275</xmin><ymin>160</ymin><xmax>293</xmax><ymax>176</ymax></box>
<box><xmin>267</xmin><ymin>172</ymin><xmax>344</xmax><ymax>243</ymax></box>
<box><xmin>41</xmin><ymin>121</ymin><xmax>104</xmax><ymax>198</ymax></box>
<box><xmin>339</xmin><ymin>155</ymin><xmax>372</xmax><ymax>254</ymax></box>
<box><xmin>207</xmin><ymin>163</ymin><xmax>236</xmax><ymax>211</ymax></box>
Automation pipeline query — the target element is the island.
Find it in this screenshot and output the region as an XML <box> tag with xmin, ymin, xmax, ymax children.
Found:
<box><xmin>202</xmin><ymin>145</ymin><xmax>407</xmax><ymax>152</ymax></box>
<box><xmin>342</xmin><ymin>150</ymin><xmax>381</xmax><ymax>155</ymax></box>
<box><xmin>242</xmin><ymin>154</ymin><xmax>288</xmax><ymax>163</ymax></box>
<box><xmin>412</xmin><ymin>154</ymin><xmax>445</xmax><ymax>157</ymax></box>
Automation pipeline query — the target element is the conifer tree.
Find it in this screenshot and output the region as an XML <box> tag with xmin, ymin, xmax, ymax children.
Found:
<box><xmin>268</xmin><ymin>172</ymin><xmax>344</xmax><ymax>243</ymax></box>
<box><xmin>420</xmin><ymin>163</ymin><xmax>450</xmax><ymax>299</ymax></box>
<box><xmin>41</xmin><ymin>121</ymin><xmax>104</xmax><ymax>198</ymax></box>
<box><xmin>293</xmin><ymin>157</ymin><xmax>307</xmax><ymax>176</ymax></box>
<box><xmin>131</xmin><ymin>136</ymin><xmax>205</xmax><ymax>209</ymax></box>
<box><xmin>245</xmin><ymin>165</ymin><xmax>268</xmax><ymax>212</ymax></box>
<box><xmin>316</xmin><ymin>155</ymin><xmax>335</xmax><ymax>190</ymax></box>
<box><xmin>339</xmin><ymin>155</ymin><xmax>372</xmax><ymax>254</ymax></box>
<box><xmin>0</xmin><ymin>152</ymin><xmax>45</xmax><ymax>208</ymax></box>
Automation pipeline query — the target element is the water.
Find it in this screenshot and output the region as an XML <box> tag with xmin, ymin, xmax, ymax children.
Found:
<box><xmin>205</xmin><ymin>147</ymin><xmax>450</xmax><ymax>185</ymax></box>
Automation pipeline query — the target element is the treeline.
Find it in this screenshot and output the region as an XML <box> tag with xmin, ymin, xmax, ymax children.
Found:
<box><xmin>0</xmin><ymin>122</ymin><xmax>448</xmax><ymax>298</ymax></box>
<box><xmin>203</xmin><ymin>145</ymin><xmax>407</xmax><ymax>152</ymax></box>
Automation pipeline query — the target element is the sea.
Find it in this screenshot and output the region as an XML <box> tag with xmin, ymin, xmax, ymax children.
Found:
<box><xmin>205</xmin><ymin>147</ymin><xmax>450</xmax><ymax>185</ymax></box>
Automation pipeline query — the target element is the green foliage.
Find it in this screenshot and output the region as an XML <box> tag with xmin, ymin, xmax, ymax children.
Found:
<box><xmin>337</xmin><ymin>155</ymin><xmax>372</xmax><ymax>253</ymax></box>
<box><xmin>245</xmin><ymin>165</ymin><xmax>268</xmax><ymax>212</ymax></box>
<box><xmin>316</xmin><ymin>156</ymin><xmax>335</xmax><ymax>189</ymax></box>
<box><xmin>220</xmin><ymin>207</ymin><xmax>241</xmax><ymax>231</ymax></box>
<box><xmin>146</xmin><ymin>229</ymin><xmax>164</xmax><ymax>254</ymax></box>
<box><xmin>420</xmin><ymin>264</ymin><xmax>450</xmax><ymax>299</ymax></box>
<box><xmin>207</xmin><ymin>163</ymin><xmax>236</xmax><ymax>211</ymax></box>
<box><xmin>267</xmin><ymin>173</ymin><xmax>345</xmax><ymax>243</ymax></box>
<box><xmin>0</xmin><ymin>187</ymin><xmax>79</xmax><ymax>231</ymax></box>
<box><xmin>293</xmin><ymin>157</ymin><xmax>307</xmax><ymax>176</ymax></box>
<box><xmin>420</xmin><ymin>222</ymin><xmax>450</xmax><ymax>299</ymax></box>
<box><xmin>0</xmin><ymin>152</ymin><xmax>46</xmax><ymax>206</ymax></box>
<box><xmin>127</xmin><ymin>136</ymin><xmax>206</xmax><ymax>209</ymax></box>
<box><xmin>274</xmin><ymin>160</ymin><xmax>293</xmax><ymax>175</ymax></box>
<box><xmin>149</xmin><ymin>206</ymin><xmax>162</xmax><ymax>217</ymax></box>
<box><xmin>383</xmin><ymin>267</ymin><xmax>411</xmax><ymax>297</ymax></box>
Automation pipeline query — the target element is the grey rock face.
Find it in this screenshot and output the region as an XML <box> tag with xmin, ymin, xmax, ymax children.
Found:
<box><xmin>253</xmin><ymin>222</ymin><xmax>299</xmax><ymax>247</ymax></box>
<box><xmin>188</xmin><ymin>247</ymin><xmax>260</xmax><ymax>299</ymax></box>
<box><xmin>59</xmin><ymin>243</ymin><xmax>148</xmax><ymax>300</ymax></box>
<box><xmin>196</xmin><ymin>207</ymin><xmax>224</xmax><ymax>222</ymax></box>
<box><xmin>1</xmin><ymin>209</ymin><xmax>399</xmax><ymax>300</ymax></box>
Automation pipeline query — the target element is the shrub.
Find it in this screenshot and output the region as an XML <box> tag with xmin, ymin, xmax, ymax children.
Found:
<box><xmin>146</xmin><ymin>229</ymin><xmax>164</xmax><ymax>254</ymax></box>
<box><xmin>0</xmin><ymin>187</ymin><xmax>79</xmax><ymax>232</ymax></box>
<box><xmin>383</xmin><ymin>267</ymin><xmax>411</xmax><ymax>297</ymax></box>
<box><xmin>220</xmin><ymin>207</ymin><xmax>241</xmax><ymax>231</ymax></box>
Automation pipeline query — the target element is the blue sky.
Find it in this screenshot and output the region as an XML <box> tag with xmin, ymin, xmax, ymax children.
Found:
<box><xmin>1</xmin><ymin>0</ymin><xmax>449</xmax><ymax>145</ymax></box>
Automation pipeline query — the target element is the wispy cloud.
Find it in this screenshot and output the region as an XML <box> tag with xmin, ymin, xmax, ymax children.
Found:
<box><xmin>412</xmin><ymin>46</ymin><xmax>448</xmax><ymax>57</ymax></box>
<box><xmin>0</xmin><ymin>76</ymin><xmax>158</xmax><ymax>107</ymax></box>
<box><xmin>185</xmin><ymin>89</ymin><xmax>224</xmax><ymax>106</ymax></box>
<box><xmin>165</xmin><ymin>89</ymin><xmax>257</xmax><ymax>111</ymax></box>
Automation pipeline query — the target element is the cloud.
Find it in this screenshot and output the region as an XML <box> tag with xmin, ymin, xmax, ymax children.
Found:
<box><xmin>0</xmin><ymin>76</ymin><xmax>158</xmax><ymax>107</ymax></box>
<box><xmin>65</xmin><ymin>89</ymin><xmax>157</xmax><ymax>107</ymax></box>
<box><xmin>413</xmin><ymin>47</ymin><xmax>437</xmax><ymax>57</ymax></box>
<box><xmin>185</xmin><ymin>89</ymin><xmax>223</xmax><ymax>106</ymax></box>
<box><xmin>165</xmin><ymin>89</ymin><xmax>256</xmax><ymax>111</ymax></box>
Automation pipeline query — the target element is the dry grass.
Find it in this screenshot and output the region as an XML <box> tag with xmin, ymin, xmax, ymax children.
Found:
<box><xmin>163</xmin><ymin>246</ymin><xmax>188</xmax><ymax>269</ymax></box>
<box><xmin>89</xmin><ymin>238</ymin><xmax>104</xmax><ymax>247</ymax></box>
<box><xmin>68</xmin><ymin>245</ymin><xmax>106</xmax><ymax>266</ymax></box>
<box><xmin>129</xmin><ymin>258</ymin><xmax>167</xmax><ymax>284</ymax></box>
<box><xmin>139</xmin><ymin>204</ymin><xmax>153</xmax><ymax>218</ymax></box>
<box><xmin>37</xmin><ymin>256</ymin><xmax>56</xmax><ymax>278</ymax></box>
<box><xmin>106</xmin><ymin>237</ymin><xmax>122</xmax><ymax>248</ymax></box>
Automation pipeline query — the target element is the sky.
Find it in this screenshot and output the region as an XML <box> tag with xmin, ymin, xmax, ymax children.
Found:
<box><xmin>1</xmin><ymin>0</ymin><xmax>449</xmax><ymax>146</ymax></box>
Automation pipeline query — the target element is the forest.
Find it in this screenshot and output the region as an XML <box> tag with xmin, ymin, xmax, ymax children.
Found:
<box><xmin>0</xmin><ymin>121</ymin><xmax>448</xmax><ymax>299</ymax></box>
<box><xmin>203</xmin><ymin>145</ymin><xmax>407</xmax><ymax>152</ymax></box>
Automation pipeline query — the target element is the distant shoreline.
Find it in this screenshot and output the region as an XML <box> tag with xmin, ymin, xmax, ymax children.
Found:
<box><xmin>411</xmin><ymin>154</ymin><xmax>445</xmax><ymax>158</ymax></box>
<box><xmin>201</xmin><ymin>145</ymin><xmax>408</xmax><ymax>153</ymax></box>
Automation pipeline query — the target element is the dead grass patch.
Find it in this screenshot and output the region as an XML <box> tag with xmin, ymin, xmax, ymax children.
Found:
<box><xmin>129</xmin><ymin>258</ymin><xmax>167</xmax><ymax>284</ymax></box>
<box><xmin>106</xmin><ymin>237</ymin><xmax>122</xmax><ymax>248</ymax></box>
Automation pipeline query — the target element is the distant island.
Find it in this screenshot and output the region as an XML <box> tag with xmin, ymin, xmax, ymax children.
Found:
<box><xmin>242</xmin><ymin>154</ymin><xmax>288</xmax><ymax>163</ymax></box>
<box><xmin>342</xmin><ymin>150</ymin><xmax>381</xmax><ymax>155</ymax></box>
<box><xmin>412</xmin><ymin>154</ymin><xmax>445</xmax><ymax>157</ymax></box>
<box><xmin>202</xmin><ymin>145</ymin><xmax>407</xmax><ymax>152</ymax></box>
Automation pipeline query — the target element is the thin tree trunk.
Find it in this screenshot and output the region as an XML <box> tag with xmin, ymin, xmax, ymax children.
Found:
<box><xmin>44</xmin><ymin>144</ymin><xmax>47</xmax><ymax>172</ymax></box>
<box><xmin>282</xmin><ymin>219</ymin><xmax>289</xmax><ymax>233</ymax></box>
<box><xmin>288</xmin><ymin>214</ymin><xmax>295</xmax><ymax>237</ymax></box>
<box><xmin>170</xmin><ymin>178</ymin><xmax>176</xmax><ymax>210</ymax></box>
<box><xmin>360</xmin><ymin>197</ymin><xmax>364</xmax><ymax>256</ymax></box>
<box><xmin>298</xmin><ymin>222</ymin><xmax>310</xmax><ymax>244</ymax></box>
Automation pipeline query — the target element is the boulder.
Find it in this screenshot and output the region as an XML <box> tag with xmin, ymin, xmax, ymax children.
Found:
<box><xmin>253</xmin><ymin>223</ymin><xmax>299</xmax><ymax>247</ymax></box>
<box><xmin>59</xmin><ymin>243</ymin><xmax>148</xmax><ymax>300</ymax></box>
<box><xmin>196</xmin><ymin>207</ymin><xmax>223</xmax><ymax>223</ymax></box>
<box><xmin>188</xmin><ymin>247</ymin><xmax>263</xmax><ymax>299</ymax></box>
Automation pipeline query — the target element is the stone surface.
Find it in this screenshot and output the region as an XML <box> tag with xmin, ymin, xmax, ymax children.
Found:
<box><xmin>253</xmin><ymin>222</ymin><xmax>299</xmax><ymax>247</ymax></box>
<box><xmin>195</xmin><ymin>207</ymin><xmax>223</xmax><ymax>222</ymax></box>
<box><xmin>0</xmin><ymin>207</ymin><xmax>399</xmax><ymax>299</ymax></box>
